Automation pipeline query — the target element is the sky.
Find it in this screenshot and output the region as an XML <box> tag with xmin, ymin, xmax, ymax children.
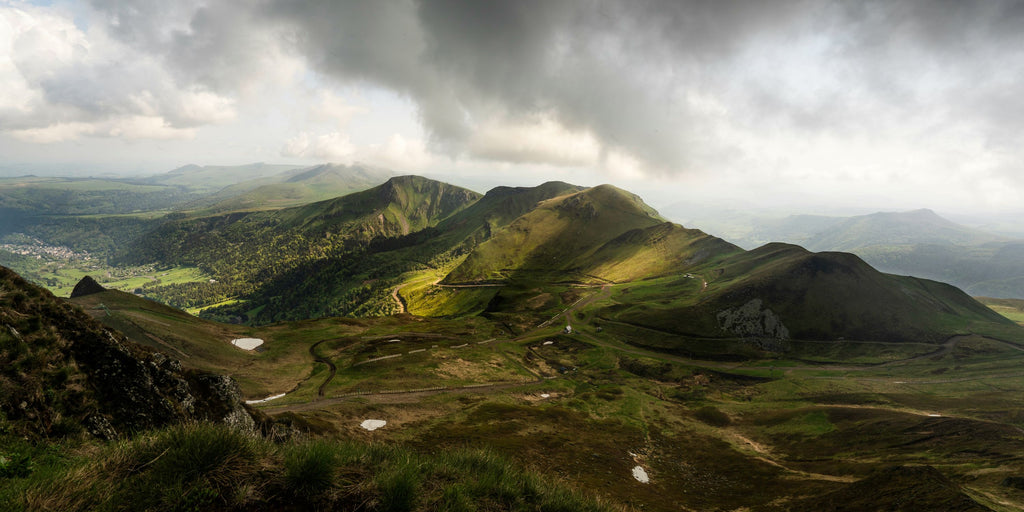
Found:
<box><xmin>2</xmin><ymin>0</ymin><xmax>1024</xmax><ymax>216</ymax></box>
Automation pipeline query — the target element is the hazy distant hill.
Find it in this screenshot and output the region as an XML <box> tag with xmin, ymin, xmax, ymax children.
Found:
<box><xmin>136</xmin><ymin>162</ymin><xmax>302</xmax><ymax>193</ymax></box>
<box><xmin>802</xmin><ymin>209</ymin><xmax>1005</xmax><ymax>252</ymax></box>
<box><xmin>795</xmin><ymin>210</ymin><xmax>1024</xmax><ymax>299</ymax></box>
<box><xmin>181</xmin><ymin>163</ymin><xmax>393</xmax><ymax>214</ymax></box>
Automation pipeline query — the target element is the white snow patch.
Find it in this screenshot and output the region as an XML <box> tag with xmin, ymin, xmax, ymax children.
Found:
<box><xmin>540</xmin><ymin>394</ymin><xmax>551</xmax><ymax>398</ymax></box>
<box><xmin>928</xmin><ymin>414</ymin><xmax>942</xmax><ymax>417</ymax></box>
<box><xmin>543</xmin><ymin>341</ymin><xmax>554</xmax><ymax>346</ymax></box>
<box><xmin>632</xmin><ymin>466</ymin><xmax>649</xmax><ymax>483</ymax></box>
<box><xmin>361</xmin><ymin>419</ymin><xmax>387</xmax><ymax>431</ymax></box>
<box><xmin>231</xmin><ymin>338</ymin><xmax>264</xmax><ymax>350</ymax></box>
<box><xmin>245</xmin><ymin>393</ymin><xmax>286</xmax><ymax>404</ymax></box>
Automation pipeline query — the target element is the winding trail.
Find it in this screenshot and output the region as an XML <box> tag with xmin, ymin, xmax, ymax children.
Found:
<box><xmin>391</xmin><ymin>284</ymin><xmax>408</xmax><ymax>314</ymax></box>
<box><xmin>309</xmin><ymin>339</ymin><xmax>338</xmax><ymax>399</ymax></box>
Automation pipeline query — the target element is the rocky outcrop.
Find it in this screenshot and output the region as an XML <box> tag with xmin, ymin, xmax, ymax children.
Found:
<box><xmin>0</xmin><ymin>265</ymin><xmax>257</xmax><ymax>440</ymax></box>
<box><xmin>716</xmin><ymin>299</ymin><xmax>790</xmax><ymax>340</ymax></box>
<box><xmin>70</xmin><ymin>275</ymin><xmax>106</xmax><ymax>298</ymax></box>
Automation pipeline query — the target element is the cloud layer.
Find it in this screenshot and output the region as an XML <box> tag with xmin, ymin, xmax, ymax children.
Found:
<box><xmin>2</xmin><ymin>0</ymin><xmax>1024</xmax><ymax>210</ymax></box>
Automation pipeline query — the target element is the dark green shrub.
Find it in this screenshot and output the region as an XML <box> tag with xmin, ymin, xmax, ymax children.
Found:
<box><xmin>694</xmin><ymin>405</ymin><xmax>731</xmax><ymax>427</ymax></box>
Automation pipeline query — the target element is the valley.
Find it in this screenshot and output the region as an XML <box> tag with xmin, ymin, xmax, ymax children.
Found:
<box><xmin>3</xmin><ymin>167</ymin><xmax>1024</xmax><ymax>511</ymax></box>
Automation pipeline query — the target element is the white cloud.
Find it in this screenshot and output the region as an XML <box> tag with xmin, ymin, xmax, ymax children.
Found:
<box><xmin>10</xmin><ymin>115</ymin><xmax>196</xmax><ymax>143</ymax></box>
<box><xmin>467</xmin><ymin>116</ymin><xmax>600</xmax><ymax>167</ymax></box>
<box><xmin>362</xmin><ymin>133</ymin><xmax>434</xmax><ymax>171</ymax></box>
<box><xmin>0</xmin><ymin>3</ymin><xmax>236</xmax><ymax>140</ymax></box>
<box><xmin>282</xmin><ymin>130</ymin><xmax>433</xmax><ymax>171</ymax></box>
<box><xmin>281</xmin><ymin>131</ymin><xmax>356</xmax><ymax>162</ymax></box>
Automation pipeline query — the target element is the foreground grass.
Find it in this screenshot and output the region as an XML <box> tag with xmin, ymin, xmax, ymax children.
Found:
<box><xmin>1</xmin><ymin>422</ymin><xmax>612</xmax><ymax>512</ymax></box>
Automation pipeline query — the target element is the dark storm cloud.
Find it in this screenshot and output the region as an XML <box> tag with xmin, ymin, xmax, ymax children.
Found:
<box><xmin>80</xmin><ymin>0</ymin><xmax>1024</xmax><ymax>174</ymax></box>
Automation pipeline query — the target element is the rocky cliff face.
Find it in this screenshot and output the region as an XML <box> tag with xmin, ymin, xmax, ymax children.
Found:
<box><xmin>0</xmin><ymin>269</ymin><xmax>255</xmax><ymax>439</ymax></box>
<box><xmin>716</xmin><ymin>298</ymin><xmax>791</xmax><ymax>340</ymax></box>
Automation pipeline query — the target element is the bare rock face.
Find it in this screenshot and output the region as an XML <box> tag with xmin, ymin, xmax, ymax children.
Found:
<box><xmin>717</xmin><ymin>299</ymin><xmax>791</xmax><ymax>340</ymax></box>
<box><xmin>70</xmin><ymin>275</ymin><xmax>106</xmax><ymax>298</ymax></box>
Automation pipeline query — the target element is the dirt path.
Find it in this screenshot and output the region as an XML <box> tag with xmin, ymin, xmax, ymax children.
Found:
<box><xmin>309</xmin><ymin>339</ymin><xmax>338</xmax><ymax>399</ymax></box>
<box><xmin>539</xmin><ymin>285</ymin><xmax>612</xmax><ymax>328</ymax></box>
<box><xmin>724</xmin><ymin>430</ymin><xmax>855</xmax><ymax>483</ymax></box>
<box><xmin>391</xmin><ymin>284</ymin><xmax>408</xmax><ymax>314</ymax></box>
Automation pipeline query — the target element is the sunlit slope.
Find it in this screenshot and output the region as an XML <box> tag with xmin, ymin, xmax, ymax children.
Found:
<box><xmin>604</xmin><ymin>243</ymin><xmax>1022</xmax><ymax>343</ymax></box>
<box><xmin>444</xmin><ymin>184</ymin><xmax>698</xmax><ymax>283</ymax></box>
<box><xmin>232</xmin><ymin>181</ymin><xmax>588</xmax><ymax>322</ymax></box>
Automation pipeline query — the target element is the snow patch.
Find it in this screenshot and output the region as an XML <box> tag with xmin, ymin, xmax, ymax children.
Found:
<box><xmin>543</xmin><ymin>341</ymin><xmax>554</xmax><ymax>345</ymax></box>
<box><xmin>361</xmin><ymin>419</ymin><xmax>387</xmax><ymax>431</ymax></box>
<box><xmin>540</xmin><ymin>393</ymin><xmax>550</xmax><ymax>398</ymax></box>
<box><xmin>231</xmin><ymin>338</ymin><xmax>264</xmax><ymax>350</ymax></box>
<box><xmin>245</xmin><ymin>393</ymin><xmax>285</xmax><ymax>404</ymax></box>
<box><xmin>632</xmin><ymin>466</ymin><xmax>650</xmax><ymax>483</ymax></box>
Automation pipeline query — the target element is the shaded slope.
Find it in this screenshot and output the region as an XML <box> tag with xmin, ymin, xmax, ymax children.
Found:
<box><xmin>607</xmin><ymin>243</ymin><xmax>1021</xmax><ymax>344</ymax></box>
<box><xmin>118</xmin><ymin>176</ymin><xmax>480</xmax><ymax>319</ymax></box>
<box><xmin>784</xmin><ymin>465</ymin><xmax>992</xmax><ymax>512</ymax></box>
<box><xmin>121</xmin><ymin>176</ymin><xmax>478</xmax><ymax>286</ymax></box>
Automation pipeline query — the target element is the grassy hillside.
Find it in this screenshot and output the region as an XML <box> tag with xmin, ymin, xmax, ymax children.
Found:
<box><xmin>444</xmin><ymin>184</ymin><xmax>672</xmax><ymax>284</ymax></box>
<box><xmin>978</xmin><ymin>297</ymin><xmax>1024</xmax><ymax>326</ymax></box>
<box><xmin>119</xmin><ymin>176</ymin><xmax>481</xmax><ymax>316</ymax></box>
<box><xmin>8</xmin><ymin>260</ymin><xmax>1024</xmax><ymax>510</ymax></box>
<box><xmin>213</xmin><ymin>181</ymin><xmax>587</xmax><ymax>323</ymax></box>
<box><xmin>3</xmin><ymin>422</ymin><xmax>612</xmax><ymax>512</ymax></box>
<box><xmin>597</xmin><ymin>243</ymin><xmax>1023</xmax><ymax>349</ymax></box>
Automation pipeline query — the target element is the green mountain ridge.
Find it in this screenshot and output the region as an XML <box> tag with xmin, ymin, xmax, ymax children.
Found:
<box><xmin>443</xmin><ymin>184</ymin><xmax>670</xmax><ymax>284</ymax></box>
<box><xmin>106</xmin><ymin>174</ymin><xmax>1023</xmax><ymax>346</ymax></box>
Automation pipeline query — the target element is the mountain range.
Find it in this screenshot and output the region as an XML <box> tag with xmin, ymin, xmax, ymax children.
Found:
<box><xmin>107</xmin><ymin>175</ymin><xmax>1019</xmax><ymax>347</ymax></box>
